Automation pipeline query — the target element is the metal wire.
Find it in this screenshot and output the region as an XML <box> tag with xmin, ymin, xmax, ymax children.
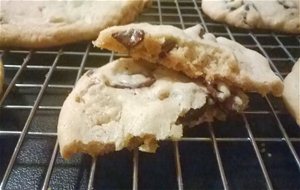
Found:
<box><xmin>0</xmin><ymin>0</ymin><xmax>300</xmax><ymax>189</ymax></box>
<box><xmin>242</xmin><ymin>114</ymin><xmax>274</xmax><ymax>190</ymax></box>
<box><xmin>173</xmin><ymin>141</ymin><xmax>184</xmax><ymax>190</ymax></box>
<box><xmin>1</xmin><ymin>130</ymin><xmax>299</xmax><ymax>142</ymax></box>
<box><xmin>0</xmin><ymin>51</ymin><xmax>33</xmax><ymax>106</ymax></box>
<box><xmin>87</xmin><ymin>158</ymin><xmax>97</xmax><ymax>190</ymax></box>
<box><xmin>223</xmin><ymin>27</ymin><xmax>275</xmax><ymax>189</ymax></box>
<box><xmin>191</xmin><ymin>2</ymin><xmax>233</xmax><ymax>188</ymax></box>
<box><xmin>41</xmin><ymin>43</ymin><xmax>92</xmax><ymax>190</ymax></box>
<box><xmin>132</xmin><ymin>149</ymin><xmax>139</xmax><ymax>190</ymax></box>
<box><xmin>265</xmin><ymin>97</ymin><xmax>300</xmax><ymax>170</ymax></box>
<box><xmin>1</xmin><ymin>49</ymin><xmax>63</xmax><ymax>189</ymax></box>
<box><xmin>272</xmin><ymin>34</ymin><xmax>297</xmax><ymax>63</ymax></box>
<box><xmin>248</xmin><ymin>34</ymin><xmax>300</xmax><ymax>170</ymax></box>
<box><xmin>208</xmin><ymin>124</ymin><xmax>229</xmax><ymax>190</ymax></box>
<box><xmin>41</xmin><ymin>141</ymin><xmax>59</xmax><ymax>190</ymax></box>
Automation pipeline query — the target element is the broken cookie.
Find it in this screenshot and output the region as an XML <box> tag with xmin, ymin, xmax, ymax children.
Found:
<box><xmin>94</xmin><ymin>23</ymin><xmax>283</xmax><ymax>96</ymax></box>
<box><xmin>58</xmin><ymin>58</ymin><xmax>248</xmax><ymax>158</ymax></box>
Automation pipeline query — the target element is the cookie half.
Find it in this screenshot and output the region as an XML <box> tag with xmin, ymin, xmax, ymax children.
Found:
<box><xmin>202</xmin><ymin>0</ymin><xmax>300</xmax><ymax>34</ymax></box>
<box><xmin>0</xmin><ymin>0</ymin><xmax>151</xmax><ymax>48</ymax></box>
<box><xmin>58</xmin><ymin>58</ymin><xmax>248</xmax><ymax>158</ymax></box>
<box><xmin>93</xmin><ymin>23</ymin><xmax>283</xmax><ymax>96</ymax></box>
<box><xmin>283</xmin><ymin>59</ymin><xmax>300</xmax><ymax>126</ymax></box>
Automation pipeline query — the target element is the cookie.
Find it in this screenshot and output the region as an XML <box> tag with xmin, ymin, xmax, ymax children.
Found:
<box><xmin>0</xmin><ymin>0</ymin><xmax>151</xmax><ymax>48</ymax></box>
<box><xmin>93</xmin><ymin>23</ymin><xmax>283</xmax><ymax>96</ymax></box>
<box><xmin>58</xmin><ymin>58</ymin><xmax>248</xmax><ymax>158</ymax></box>
<box><xmin>202</xmin><ymin>0</ymin><xmax>300</xmax><ymax>34</ymax></box>
<box><xmin>283</xmin><ymin>59</ymin><xmax>300</xmax><ymax>126</ymax></box>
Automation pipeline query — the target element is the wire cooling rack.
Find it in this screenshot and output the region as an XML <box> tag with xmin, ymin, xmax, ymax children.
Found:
<box><xmin>0</xmin><ymin>0</ymin><xmax>300</xmax><ymax>189</ymax></box>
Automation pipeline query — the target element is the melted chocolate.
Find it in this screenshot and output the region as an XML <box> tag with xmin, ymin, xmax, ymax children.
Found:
<box><xmin>106</xmin><ymin>77</ymin><xmax>155</xmax><ymax>89</ymax></box>
<box><xmin>176</xmin><ymin>82</ymin><xmax>246</xmax><ymax>126</ymax></box>
<box><xmin>159</xmin><ymin>39</ymin><xmax>177</xmax><ymax>58</ymax></box>
<box><xmin>112</xmin><ymin>29</ymin><xmax>145</xmax><ymax>49</ymax></box>
<box><xmin>176</xmin><ymin>106</ymin><xmax>208</xmax><ymax>125</ymax></box>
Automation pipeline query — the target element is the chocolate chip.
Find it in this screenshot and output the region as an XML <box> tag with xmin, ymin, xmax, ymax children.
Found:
<box><xmin>162</xmin><ymin>39</ymin><xmax>177</xmax><ymax>53</ymax></box>
<box><xmin>229</xmin><ymin>7</ymin><xmax>237</xmax><ymax>11</ymax></box>
<box><xmin>242</xmin><ymin>12</ymin><xmax>248</xmax><ymax>25</ymax></box>
<box><xmin>0</xmin><ymin>16</ymin><xmax>7</xmax><ymax>24</ymax></box>
<box><xmin>112</xmin><ymin>29</ymin><xmax>145</xmax><ymax>49</ymax></box>
<box><xmin>223</xmin><ymin>96</ymin><xmax>235</xmax><ymax>110</ymax></box>
<box><xmin>206</xmin><ymin>83</ymin><xmax>219</xmax><ymax>98</ymax></box>
<box><xmin>242</xmin><ymin>3</ymin><xmax>257</xmax><ymax>25</ymax></box>
<box><xmin>175</xmin><ymin>106</ymin><xmax>208</xmax><ymax>125</ymax></box>
<box><xmin>199</xmin><ymin>27</ymin><xmax>206</xmax><ymax>38</ymax></box>
<box><xmin>159</xmin><ymin>39</ymin><xmax>177</xmax><ymax>58</ymax></box>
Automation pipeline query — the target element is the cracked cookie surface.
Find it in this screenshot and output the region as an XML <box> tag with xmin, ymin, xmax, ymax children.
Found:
<box><xmin>58</xmin><ymin>58</ymin><xmax>249</xmax><ymax>158</ymax></box>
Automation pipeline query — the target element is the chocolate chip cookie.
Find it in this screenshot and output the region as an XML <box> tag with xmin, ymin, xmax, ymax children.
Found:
<box><xmin>0</xmin><ymin>0</ymin><xmax>151</xmax><ymax>48</ymax></box>
<box><xmin>94</xmin><ymin>23</ymin><xmax>283</xmax><ymax>96</ymax></box>
<box><xmin>58</xmin><ymin>58</ymin><xmax>248</xmax><ymax>158</ymax></box>
<box><xmin>202</xmin><ymin>0</ymin><xmax>300</xmax><ymax>33</ymax></box>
